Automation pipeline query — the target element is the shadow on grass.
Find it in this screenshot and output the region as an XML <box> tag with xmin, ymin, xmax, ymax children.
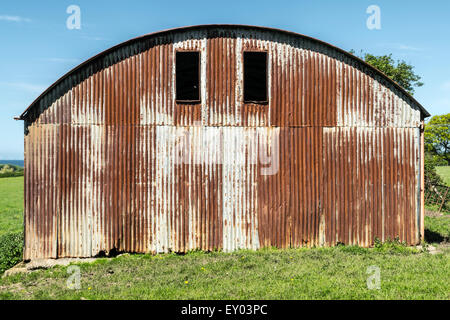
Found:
<box><xmin>425</xmin><ymin>228</ymin><xmax>448</xmax><ymax>243</ymax></box>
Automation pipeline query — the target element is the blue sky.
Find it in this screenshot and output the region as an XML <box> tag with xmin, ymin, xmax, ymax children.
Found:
<box><xmin>1</xmin><ymin>0</ymin><xmax>449</xmax><ymax>159</ymax></box>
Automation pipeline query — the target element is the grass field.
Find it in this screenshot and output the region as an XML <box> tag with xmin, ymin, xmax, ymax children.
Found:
<box><xmin>0</xmin><ymin>177</ymin><xmax>23</xmax><ymax>236</ymax></box>
<box><xmin>0</xmin><ymin>247</ymin><xmax>449</xmax><ymax>300</ymax></box>
<box><xmin>436</xmin><ymin>166</ymin><xmax>450</xmax><ymax>186</ymax></box>
<box><xmin>0</xmin><ymin>176</ymin><xmax>449</xmax><ymax>300</ymax></box>
<box><xmin>425</xmin><ymin>215</ymin><xmax>450</xmax><ymax>242</ymax></box>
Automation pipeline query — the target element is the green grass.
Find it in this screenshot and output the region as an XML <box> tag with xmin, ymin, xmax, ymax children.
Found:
<box><xmin>0</xmin><ymin>177</ymin><xmax>23</xmax><ymax>236</ymax></box>
<box><xmin>436</xmin><ymin>166</ymin><xmax>450</xmax><ymax>186</ymax></box>
<box><xmin>0</xmin><ymin>176</ymin><xmax>449</xmax><ymax>300</ymax></box>
<box><xmin>425</xmin><ymin>216</ymin><xmax>450</xmax><ymax>243</ymax></box>
<box><xmin>426</xmin><ymin>204</ymin><xmax>450</xmax><ymax>216</ymax></box>
<box><xmin>0</xmin><ymin>247</ymin><xmax>448</xmax><ymax>300</ymax></box>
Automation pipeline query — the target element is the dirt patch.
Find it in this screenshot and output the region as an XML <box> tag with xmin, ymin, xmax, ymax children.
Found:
<box><xmin>425</xmin><ymin>210</ymin><xmax>445</xmax><ymax>218</ymax></box>
<box><xmin>436</xmin><ymin>241</ymin><xmax>450</xmax><ymax>251</ymax></box>
<box><xmin>26</xmin><ymin>258</ymin><xmax>97</xmax><ymax>270</ymax></box>
<box><xmin>2</xmin><ymin>258</ymin><xmax>98</xmax><ymax>278</ymax></box>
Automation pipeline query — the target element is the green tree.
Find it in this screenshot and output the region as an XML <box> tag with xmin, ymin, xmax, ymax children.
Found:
<box><xmin>350</xmin><ymin>51</ymin><xmax>424</xmax><ymax>95</ymax></box>
<box><xmin>425</xmin><ymin>114</ymin><xmax>450</xmax><ymax>165</ymax></box>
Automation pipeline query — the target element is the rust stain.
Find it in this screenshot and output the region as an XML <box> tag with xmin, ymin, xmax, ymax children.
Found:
<box><xmin>20</xmin><ymin>26</ymin><xmax>426</xmax><ymax>259</ymax></box>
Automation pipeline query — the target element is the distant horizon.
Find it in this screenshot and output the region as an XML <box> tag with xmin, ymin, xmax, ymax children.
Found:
<box><xmin>0</xmin><ymin>160</ymin><xmax>24</xmax><ymax>166</ymax></box>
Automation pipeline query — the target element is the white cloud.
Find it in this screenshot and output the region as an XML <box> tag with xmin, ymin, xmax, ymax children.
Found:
<box><xmin>395</xmin><ymin>44</ymin><xmax>423</xmax><ymax>51</ymax></box>
<box><xmin>0</xmin><ymin>15</ymin><xmax>31</xmax><ymax>23</ymax></box>
<box><xmin>441</xmin><ymin>81</ymin><xmax>450</xmax><ymax>91</ymax></box>
<box><xmin>42</xmin><ymin>58</ymin><xmax>80</xmax><ymax>63</ymax></box>
<box><xmin>378</xmin><ymin>42</ymin><xmax>424</xmax><ymax>52</ymax></box>
<box><xmin>0</xmin><ymin>82</ymin><xmax>46</xmax><ymax>93</ymax></box>
<box><xmin>81</xmin><ymin>35</ymin><xmax>109</xmax><ymax>41</ymax></box>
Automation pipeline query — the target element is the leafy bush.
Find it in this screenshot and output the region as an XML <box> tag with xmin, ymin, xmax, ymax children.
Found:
<box><xmin>424</xmin><ymin>114</ymin><xmax>450</xmax><ymax>165</ymax></box>
<box><xmin>432</xmin><ymin>156</ymin><xmax>448</xmax><ymax>167</ymax></box>
<box><xmin>0</xmin><ymin>171</ymin><xmax>24</xmax><ymax>178</ymax></box>
<box><xmin>424</xmin><ymin>153</ymin><xmax>449</xmax><ymax>210</ymax></box>
<box><xmin>425</xmin><ymin>152</ymin><xmax>444</xmax><ymax>187</ymax></box>
<box><xmin>373</xmin><ymin>237</ymin><xmax>418</xmax><ymax>254</ymax></box>
<box><xmin>0</xmin><ymin>164</ymin><xmax>24</xmax><ymax>178</ymax></box>
<box><xmin>0</xmin><ymin>232</ymin><xmax>23</xmax><ymax>274</ymax></box>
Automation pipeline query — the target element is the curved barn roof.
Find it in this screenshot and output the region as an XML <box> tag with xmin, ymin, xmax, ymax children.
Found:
<box><xmin>17</xmin><ymin>24</ymin><xmax>429</xmax><ymax>120</ymax></box>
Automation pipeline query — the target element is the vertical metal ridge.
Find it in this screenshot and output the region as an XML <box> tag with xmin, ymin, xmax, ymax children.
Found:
<box><xmin>23</xmin><ymin>29</ymin><xmax>423</xmax><ymax>259</ymax></box>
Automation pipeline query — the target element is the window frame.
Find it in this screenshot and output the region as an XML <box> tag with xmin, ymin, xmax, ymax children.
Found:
<box><xmin>243</xmin><ymin>50</ymin><xmax>269</xmax><ymax>104</ymax></box>
<box><xmin>175</xmin><ymin>50</ymin><xmax>201</xmax><ymax>104</ymax></box>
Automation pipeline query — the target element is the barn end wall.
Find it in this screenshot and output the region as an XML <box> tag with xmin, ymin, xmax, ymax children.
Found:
<box><xmin>22</xmin><ymin>27</ymin><xmax>424</xmax><ymax>259</ymax></box>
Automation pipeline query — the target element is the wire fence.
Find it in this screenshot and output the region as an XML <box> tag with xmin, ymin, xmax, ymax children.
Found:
<box><xmin>425</xmin><ymin>183</ymin><xmax>450</xmax><ymax>212</ymax></box>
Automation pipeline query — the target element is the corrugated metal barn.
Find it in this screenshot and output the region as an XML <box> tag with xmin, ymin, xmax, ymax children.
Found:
<box><xmin>17</xmin><ymin>25</ymin><xmax>429</xmax><ymax>260</ymax></box>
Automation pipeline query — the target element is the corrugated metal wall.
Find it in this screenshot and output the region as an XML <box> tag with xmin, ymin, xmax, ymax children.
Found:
<box><xmin>23</xmin><ymin>27</ymin><xmax>423</xmax><ymax>259</ymax></box>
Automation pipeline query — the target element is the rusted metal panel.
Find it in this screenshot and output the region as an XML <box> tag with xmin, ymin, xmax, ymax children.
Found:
<box><xmin>256</xmin><ymin>127</ymin><xmax>323</xmax><ymax>248</ymax></box>
<box><xmin>29</xmin><ymin>28</ymin><xmax>423</xmax><ymax>129</ymax></box>
<box><xmin>322</xmin><ymin>127</ymin><xmax>420</xmax><ymax>246</ymax></box>
<box><xmin>24</xmin><ymin>124</ymin><xmax>59</xmax><ymax>259</ymax></box>
<box><xmin>22</xmin><ymin>26</ymin><xmax>426</xmax><ymax>259</ymax></box>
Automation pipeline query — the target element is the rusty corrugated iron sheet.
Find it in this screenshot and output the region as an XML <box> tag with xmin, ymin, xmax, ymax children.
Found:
<box><xmin>22</xmin><ymin>26</ymin><xmax>424</xmax><ymax>259</ymax></box>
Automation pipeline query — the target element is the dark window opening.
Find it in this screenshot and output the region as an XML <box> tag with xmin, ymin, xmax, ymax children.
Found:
<box><xmin>244</xmin><ymin>51</ymin><xmax>267</xmax><ymax>103</ymax></box>
<box><xmin>176</xmin><ymin>51</ymin><xmax>200</xmax><ymax>102</ymax></box>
